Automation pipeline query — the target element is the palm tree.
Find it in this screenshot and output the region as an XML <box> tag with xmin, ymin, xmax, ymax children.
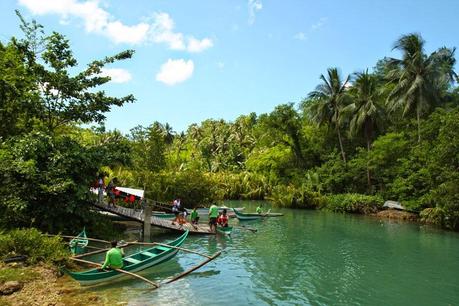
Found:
<box><xmin>387</xmin><ymin>33</ymin><xmax>457</xmax><ymax>142</ymax></box>
<box><xmin>347</xmin><ymin>69</ymin><xmax>385</xmax><ymax>189</ymax></box>
<box><xmin>307</xmin><ymin>67</ymin><xmax>350</xmax><ymax>162</ymax></box>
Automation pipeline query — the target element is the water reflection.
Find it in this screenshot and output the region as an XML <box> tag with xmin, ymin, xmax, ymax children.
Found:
<box><xmin>73</xmin><ymin>201</ymin><xmax>459</xmax><ymax>306</ymax></box>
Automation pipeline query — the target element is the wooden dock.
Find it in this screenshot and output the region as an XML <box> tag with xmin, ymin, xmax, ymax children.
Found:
<box><xmin>93</xmin><ymin>203</ymin><xmax>214</xmax><ymax>235</ymax></box>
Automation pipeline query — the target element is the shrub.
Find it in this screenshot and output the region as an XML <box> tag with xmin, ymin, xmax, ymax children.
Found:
<box><xmin>323</xmin><ymin>193</ymin><xmax>384</xmax><ymax>214</ymax></box>
<box><xmin>269</xmin><ymin>184</ymin><xmax>324</xmax><ymax>209</ymax></box>
<box><xmin>0</xmin><ymin>228</ymin><xmax>69</xmax><ymax>265</ymax></box>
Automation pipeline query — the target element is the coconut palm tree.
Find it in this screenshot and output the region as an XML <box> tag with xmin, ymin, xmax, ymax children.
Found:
<box><xmin>307</xmin><ymin>67</ymin><xmax>350</xmax><ymax>162</ymax></box>
<box><xmin>348</xmin><ymin>70</ymin><xmax>385</xmax><ymax>150</ymax></box>
<box><xmin>347</xmin><ymin>69</ymin><xmax>385</xmax><ymax>189</ymax></box>
<box><xmin>387</xmin><ymin>33</ymin><xmax>457</xmax><ymax>142</ymax></box>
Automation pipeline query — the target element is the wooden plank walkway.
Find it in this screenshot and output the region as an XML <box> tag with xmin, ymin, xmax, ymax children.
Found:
<box><xmin>93</xmin><ymin>203</ymin><xmax>214</xmax><ymax>235</ymax></box>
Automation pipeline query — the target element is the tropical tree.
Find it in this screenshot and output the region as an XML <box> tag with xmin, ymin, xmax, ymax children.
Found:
<box><xmin>259</xmin><ymin>104</ymin><xmax>306</xmax><ymax>168</ymax></box>
<box><xmin>347</xmin><ymin>69</ymin><xmax>385</xmax><ymax>189</ymax></box>
<box><xmin>386</xmin><ymin>33</ymin><xmax>457</xmax><ymax>142</ymax></box>
<box><xmin>307</xmin><ymin>67</ymin><xmax>350</xmax><ymax>162</ymax></box>
<box><xmin>14</xmin><ymin>12</ymin><xmax>135</xmax><ymax>133</ymax></box>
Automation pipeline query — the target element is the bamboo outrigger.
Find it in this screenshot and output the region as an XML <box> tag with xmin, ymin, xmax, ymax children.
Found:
<box><xmin>66</xmin><ymin>231</ymin><xmax>221</xmax><ymax>288</ymax></box>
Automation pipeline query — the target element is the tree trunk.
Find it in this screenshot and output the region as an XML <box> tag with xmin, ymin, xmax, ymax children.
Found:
<box><xmin>291</xmin><ymin>133</ymin><xmax>305</xmax><ymax>168</ymax></box>
<box><xmin>365</xmin><ymin>120</ymin><xmax>372</xmax><ymax>192</ymax></box>
<box><xmin>336</xmin><ymin>127</ymin><xmax>346</xmax><ymax>163</ymax></box>
<box><xmin>417</xmin><ymin>107</ymin><xmax>421</xmax><ymax>143</ymax></box>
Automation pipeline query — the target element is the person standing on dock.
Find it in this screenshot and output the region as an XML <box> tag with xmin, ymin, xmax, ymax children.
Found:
<box><xmin>209</xmin><ymin>204</ymin><xmax>219</xmax><ymax>232</ymax></box>
<box><xmin>191</xmin><ymin>207</ymin><xmax>199</xmax><ymax>224</ymax></box>
<box><xmin>97</xmin><ymin>174</ymin><xmax>105</xmax><ymax>204</ymax></box>
<box><xmin>100</xmin><ymin>241</ymin><xmax>124</xmax><ymax>270</ymax></box>
<box><xmin>106</xmin><ymin>178</ymin><xmax>118</xmax><ymax>207</ymax></box>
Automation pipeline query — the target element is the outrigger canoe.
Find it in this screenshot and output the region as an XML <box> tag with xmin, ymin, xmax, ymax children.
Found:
<box><xmin>66</xmin><ymin>230</ymin><xmax>189</xmax><ymax>285</ymax></box>
<box><xmin>152</xmin><ymin>212</ymin><xmax>176</xmax><ymax>219</ymax></box>
<box><xmin>232</xmin><ymin>208</ymin><xmax>283</xmax><ymax>221</ymax></box>
<box><xmin>216</xmin><ymin>226</ymin><xmax>233</xmax><ymax>236</ymax></box>
<box><xmin>69</xmin><ymin>228</ymin><xmax>88</xmax><ymax>255</ymax></box>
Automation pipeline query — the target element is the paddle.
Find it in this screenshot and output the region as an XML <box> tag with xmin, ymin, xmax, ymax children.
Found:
<box><xmin>165</xmin><ymin>251</ymin><xmax>222</xmax><ymax>284</ymax></box>
<box><xmin>69</xmin><ymin>257</ymin><xmax>160</xmax><ymax>288</ymax></box>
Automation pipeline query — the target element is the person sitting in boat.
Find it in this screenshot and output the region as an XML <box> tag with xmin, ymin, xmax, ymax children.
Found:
<box><xmin>217</xmin><ymin>209</ymin><xmax>229</xmax><ymax>227</ymax></box>
<box><xmin>208</xmin><ymin>204</ymin><xmax>219</xmax><ymax>232</ymax></box>
<box><xmin>190</xmin><ymin>207</ymin><xmax>199</xmax><ymax>224</ymax></box>
<box><xmin>256</xmin><ymin>204</ymin><xmax>263</xmax><ymax>214</ymax></box>
<box><xmin>100</xmin><ymin>240</ymin><xmax>124</xmax><ymax>270</ymax></box>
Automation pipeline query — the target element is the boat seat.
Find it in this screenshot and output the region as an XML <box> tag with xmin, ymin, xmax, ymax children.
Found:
<box><xmin>141</xmin><ymin>251</ymin><xmax>156</xmax><ymax>257</ymax></box>
<box><xmin>156</xmin><ymin>246</ymin><xmax>169</xmax><ymax>252</ymax></box>
<box><xmin>124</xmin><ymin>257</ymin><xmax>141</xmax><ymax>265</ymax></box>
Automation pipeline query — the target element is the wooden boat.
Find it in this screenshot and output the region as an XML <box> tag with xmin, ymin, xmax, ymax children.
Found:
<box><xmin>69</xmin><ymin>228</ymin><xmax>88</xmax><ymax>255</ymax></box>
<box><xmin>66</xmin><ymin>230</ymin><xmax>189</xmax><ymax>285</ymax></box>
<box><xmin>152</xmin><ymin>212</ymin><xmax>175</xmax><ymax>219</ymax></box>
<box><xmin>216</xmin><ymin>226</ymin><xmax>233</xmax><ymax>236</ymax></box>
<box><xmin>232</xmin><ymin>208</ymin><xmax>284</xmax><ymax>220</ymax></box>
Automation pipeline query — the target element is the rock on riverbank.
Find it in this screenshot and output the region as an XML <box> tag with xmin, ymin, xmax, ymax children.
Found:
<box><xmin>376</xmin><ymin>209</ymin><xmax>418</xmax><ymax>221</ymax></box>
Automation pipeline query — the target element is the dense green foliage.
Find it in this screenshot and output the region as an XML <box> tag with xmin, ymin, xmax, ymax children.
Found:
<box><xmin>0</xmin><ymin>13</ymin><xmax>133</xmax><ymax>235</ymax></box>
<box><xmin>1</xmin><ymin>13</ymin><xmax>459</xmax><ymax>232</ymax></box>
<box><xmin>0</xmin><ymin>228</ymin><xmax>68</xmax><ymax>264</ymax></box>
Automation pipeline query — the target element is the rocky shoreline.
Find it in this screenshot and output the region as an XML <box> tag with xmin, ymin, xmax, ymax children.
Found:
<box><xmin>0</xmin><ymin>263</ymin><xmax>107</xmax><ymax>306</ymax></box>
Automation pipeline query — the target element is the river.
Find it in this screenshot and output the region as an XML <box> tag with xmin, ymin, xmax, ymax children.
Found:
<box><xmin>79</xmin><ymin>200</ymin><xmax>459</xmax><ymax>305</ymax></box>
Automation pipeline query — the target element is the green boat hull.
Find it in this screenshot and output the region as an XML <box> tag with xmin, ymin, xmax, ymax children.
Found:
<box><xmin>70</xmin><ymin>228</ymin><xmax>88</xmax><ymax>255</ymax></box>
<box><xmin>66</xmin><ymin>230</ymin><xmax>189</xmax><ymax>285</ymax></box>
<box><xmin>152</xmin><ymin>213</ymin><xmax>176</xmax><ymax>219</ymax></box>
<box><xmin>232</xmin><ymin>208</ymin><xmax>283</xmax><ymax>221</ymax></box>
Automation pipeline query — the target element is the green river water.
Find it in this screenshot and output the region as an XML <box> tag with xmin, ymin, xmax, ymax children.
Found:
<box><xmin>80</xmin><ymin>201</ymin><xmax>459</xmax><ymax>305</ymax></box>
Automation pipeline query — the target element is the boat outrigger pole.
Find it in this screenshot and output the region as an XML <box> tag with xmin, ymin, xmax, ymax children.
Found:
<box><xmin>69</xmin><ymin>257</ymin><xmax>160</xmax><ymax>288</ymax></box>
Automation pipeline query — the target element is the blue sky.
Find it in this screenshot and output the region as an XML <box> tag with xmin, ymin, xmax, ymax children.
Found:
<box><xmin>1</xmin><ymin>0</ymin><xmax>458</xmax><ymax>133</ymax></box>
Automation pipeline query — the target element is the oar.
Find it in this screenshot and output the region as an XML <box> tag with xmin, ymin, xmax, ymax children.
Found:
<box><xmin>45</xmin><ymin>234</ymin><xmax>111</xmax><ymax>244</ymax></box>
<box><xmin>69</xmin><ymin>257</ymin><xmax>160</xmax><ymax>288</ymax></box>
<box><xmin>164</xmin><ymin>251</ymin><xmax>221</xmax><ymax>284</ymax></box>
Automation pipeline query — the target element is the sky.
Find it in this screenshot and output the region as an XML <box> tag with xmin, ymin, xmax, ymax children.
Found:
<box><xmin>1</xmin><ymin>0</ymin><xmax>458</xmax><ymax>134</ymax></box>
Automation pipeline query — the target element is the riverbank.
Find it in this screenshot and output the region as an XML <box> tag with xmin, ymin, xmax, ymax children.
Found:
<box><xmin>0</xmin><ymin>263</ymin><xmax>105</xmax><ymax>306</ymax></box>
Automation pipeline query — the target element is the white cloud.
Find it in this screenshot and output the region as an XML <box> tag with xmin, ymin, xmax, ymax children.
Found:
<box><xmin>19</xmin><ymin>0</ymin><xmax>213</xmax><ymax>51</ymax></box>
<box><xmin>99</xmin><ymin>68</ymin><xmax>132</xmax><ymax>83</ymax></box>
<box><xmin>293</xmin><ymin>17</ymin><xmax>328</xmax><ymax>41</ymax></box>
<box><xmin>311</xmin><ymin>17</ymin><xmax>328</xmax><ymax>31</ymax></box>
<box><xmin>293</xmin><ymin>32</ymin><xmax>307</xmax><ymax>41</ymax></box>
<box><xmin>106</xmin><ymin>21</ymin><xmax>149</xmax><ymax>44</ymax></box>
<box><xmin>149</xmin><ymin>13</ymin><xmax>213</xmax><ymax>52</ymax></box>
<box><xmin>156</xmin><ymin>59</ymin><xmax>194</xmax><ymax>86</ymax></box>
<box><xmin>187</xmin><ymin>37</ymin><xmax>213</xmax><ymax>53</ymax></box>
<box><xmin>248</xmin><ymin>0</ymin><xmax>262</xmax><ymax>25</ymax></box>
<box><xmin>150</xmin><ymin>12</ymin><xmax>186</xmax><ymax>50</ymax></box>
